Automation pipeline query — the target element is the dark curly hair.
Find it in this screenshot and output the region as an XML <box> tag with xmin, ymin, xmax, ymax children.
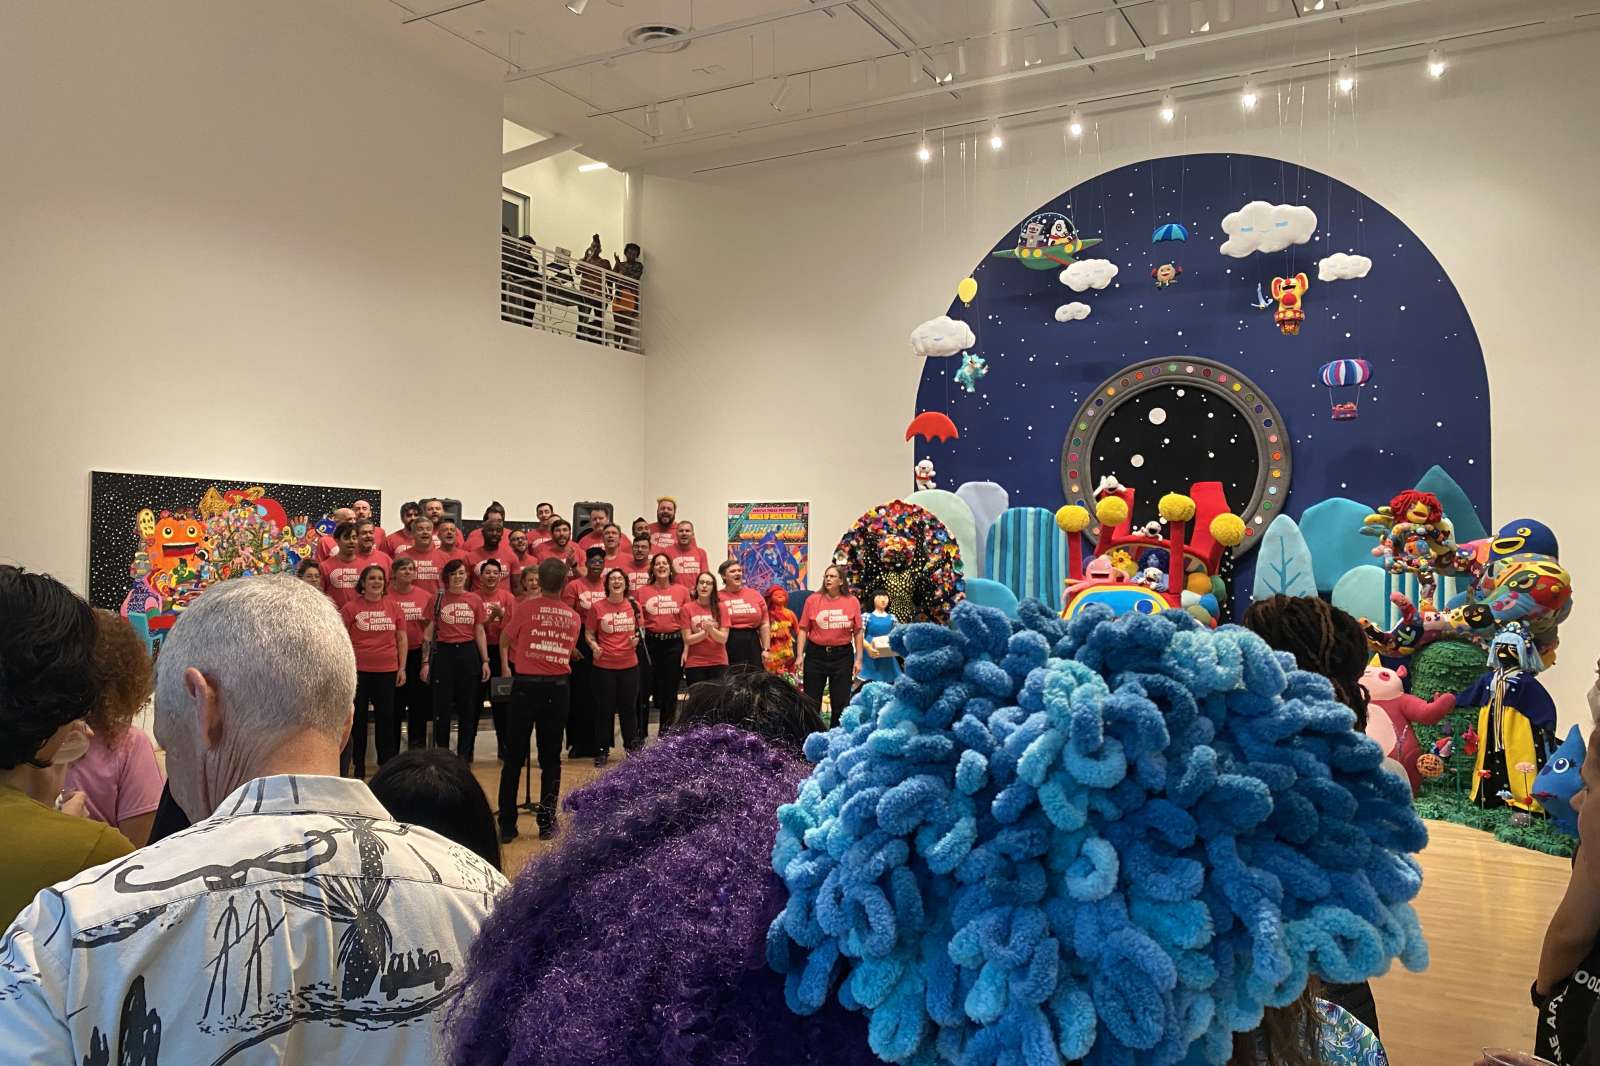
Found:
<box><xmin>1241</xmin><ymin>594</ymin><xmax>1370</xmax><ymax>729</ymax></box>
<box><xmin>673</xmin><ymin>669</ymin><xmax>823</xmax><ymax>756</ymax></box>
<box><xmin>87</xmin><ymin>609</ymin><xmax>153</xmax><ymax>744</ymax></box>
<box><xmin>0</xmin><ymin>566</ymin><xmax>99</xmax><ymax>770</ymax></box>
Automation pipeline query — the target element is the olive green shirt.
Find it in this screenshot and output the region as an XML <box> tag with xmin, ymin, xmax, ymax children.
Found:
<box><xmin>0</xmin><ymin>784</ymin><xmax>133</xmax><ymax>925</ymax></box>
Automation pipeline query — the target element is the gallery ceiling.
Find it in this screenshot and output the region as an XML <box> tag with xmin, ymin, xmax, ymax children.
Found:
<box><xmin>393</xmin><ymin>0</ymin><xmax>1597</xmax><ymax>173</ymax></box>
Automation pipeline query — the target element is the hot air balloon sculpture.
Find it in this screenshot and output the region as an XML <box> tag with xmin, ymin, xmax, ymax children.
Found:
<box><xmin>957</xmin><ymin>277</ymin><xmax>979</xmax><ymax>306</ymax></box>
<box><xmin>1320</xmin><ymin>358</ymin><xmax>1373</xmax><ymax>421</ymax></box>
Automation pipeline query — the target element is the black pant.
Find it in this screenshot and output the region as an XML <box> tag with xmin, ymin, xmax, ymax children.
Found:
<box><xmin>727</xmin><ymin>628</ymin><xmax>763</xmax><ymax>670</ymax></box>
<box><xmin>803</xmin><ymin>643</ymin><xmax>855</xmax><ymax>714</ymax></box>
<box><xmin>645</xmin><ymin>634</ymin><xmax>683</xmax><ymax>732</ymax></box>
<box><xmin>592</xmin><ymin>664</ymin><xmax>640</xmax><ymax>753</ymax></box>
<box><xmin>684</xmin><ymin>664</ymin><xmax>728</xmax><ymax>688</ymax></box>
<box><xmin>480</xmin><ymin>644</ymin><xmax>505</xmax><ymax>757</ymax></box>
<box><xmin>345</xmin><ymin>670</ymin><xmax>397</xmax><ymax>777</ymax></box>
<box><xmin>397</xmin><ymin>648</ymin><xmax>429</xmax><ymax>749</ymax></box>
<box><xmin>501</xmin><ymin>674</ymin><xmax>569</xmax><ymax>831</ymax></box>
<box><xmin>431</xmin><ymin>641</ymin><xmax>482</xmax><ymax>763</ymax></box>
<box><xmin>634</xmin><ymin>644</ymin><xmax>653</xmax><ymax>743</ymax></box>
<box><xmin>567</xmin><ymin>643</ymin><xmax>597</xmax><ymax>757</ymax></box>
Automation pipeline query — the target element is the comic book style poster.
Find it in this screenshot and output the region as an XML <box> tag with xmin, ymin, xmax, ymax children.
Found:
<box><xmin>89</xmin><ymin>471</ymin><xmax>379</xmax><ymax>651</ymax></box>
<box><xmin>726</xmin><ymin>502</ymin><xmax>809</xmax><ymax>593</ymax></box>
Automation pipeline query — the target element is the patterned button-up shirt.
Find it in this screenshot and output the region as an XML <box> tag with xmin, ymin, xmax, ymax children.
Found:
<box><xmin>0</xmin><ymin>773</ymin><xmax>506</xmax><ymax>1065</ymax></box>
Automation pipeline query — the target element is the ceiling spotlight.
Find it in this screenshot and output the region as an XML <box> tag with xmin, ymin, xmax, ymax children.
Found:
<box><xmin>1056</xmin><ymin>22</ymin><xmax>1072</xmax><ymax>56</ymax></box>
<box><xmin>1218</xmin><ymin>0</ymin><xmax>1233</xmax><ymax>22</ymax></box>
<box><xmin>1023</xmin><ymin>34</ymin><xmax>1041</xmax><ymax>67</ymax></box>
<box><xmin>678</xmin><ymin>97</ymin><xmax>694</xmax><ymax>131</ymax></box>
<box><xmin>917</xmin><ymin>143</ymin><xmax>932</xmax><ymax>163</ymax></box>
<box><xmin>989</xmin><ymin>122</ymin><xmax>1004</xmax><ymax>150</ymax></box>
<box><xmin>565</xmin><ymin>0</ymin><xmax>588</xmax><ymax>12</ymax></box>
<box><xmin>954</xmin><ymin>44</ymin><xmax>968</xmax><ymax>76</ymax></box>
<box><xmin>770</xmin><ymin>76</ymin><xmax>794</xmax><ymax>111</ymax></box>
<box><xmin>933</xmin><ymin>53</ymin><xmax>951</xmax><ymax>83</ymax></box>
<box><xmin>1067</xmin><ymin>109</ymin><xmax>1084</xmax><ymax>137</ymax></box>
<box><xmin>577</xmin><ymin>161</ymin><xmax>609</xmax><ymax>172</ymax></box>
<box><xmin>1336</xmin><ymin>62</ymin><xmax>1356</xmax><ymax>94</ymax></box>
<box><xmin>1155</xmin><ymin>2</ymin><xmax>1171</xmax><ymax>36</ymax></box>
<box><xmin>1105</xmin><ymin>13</ymin><xmax>1119</xmax><ymax>47</ymax></box>
<box><xmin>1159</xmin><ymin>93</ymin><xmax>1176</xmax><ymax>123</ymax></box>
<box><xmin>1240</xmin><ymin>79</ymin><xmax>1258</xmax><ymax>110</ymax></box>
<box><xmin>1307</xmin><ymin>0</ymin><xmax>1325</xmax><ymax>9</ymax></box>
<box><xmin>1426</xmin><ymin>47</ymin><xmax>1447</xmax><ymax>78</ymax></box>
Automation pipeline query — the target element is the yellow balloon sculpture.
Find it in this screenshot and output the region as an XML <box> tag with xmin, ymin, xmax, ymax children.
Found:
<box><xmin>957</xmin><ymin>277</ymin><xmax>979</xmax><ymax>307</ymax></box>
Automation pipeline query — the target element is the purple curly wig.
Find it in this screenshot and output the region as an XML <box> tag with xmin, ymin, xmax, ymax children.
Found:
<box><xmin>446</xmin><ymin>725</ymin><xmax>877</xmax><ymax>1066</ymax></box>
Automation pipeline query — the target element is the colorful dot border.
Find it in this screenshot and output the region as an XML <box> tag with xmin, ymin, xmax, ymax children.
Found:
<box><xmin>1059</xmin><ymin>356</ymin><xmax>1293</xmax><ymax>558</ymax></box>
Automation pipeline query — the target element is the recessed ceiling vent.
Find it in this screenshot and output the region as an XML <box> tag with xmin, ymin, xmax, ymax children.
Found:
<box><xmin>625</xmin><ymin>24</ymin><xmax>690</xmax><ymax>53</ymax></box>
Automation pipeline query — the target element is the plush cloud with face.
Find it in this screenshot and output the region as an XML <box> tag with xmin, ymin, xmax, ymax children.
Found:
<box><xmin>1054</xmin><ymin>301</ymin><xmax>1092</xmax><ymax>322</ymax></box>
<box><xmin>1318</xmin><ymin>252</ymin><xmax>1373</xmax><ymax>282</ymax></box>
<box><xmin>1219</xmin><ymin>200</ymin><xmax>1318</xmax><ymax>257</ymax></box>
<box><xmin>910</xmin><ymin>316</ymin><xmax>976</xmax><ymax>358</ymax></box>
<box><xmin>1059</xmin><ymin>259</ymin><xmax>1119</xmax><ymax>292</ymax></box>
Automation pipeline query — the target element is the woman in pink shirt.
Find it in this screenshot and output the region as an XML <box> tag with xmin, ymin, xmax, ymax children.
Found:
<box><xmin>586</xmin><ymin>569</ymin><xmax>642</xmax><ymax>766</ymax></box>
<box><xmin>477</xmin><ymin>559</ymin><xmax>517</xmax><ymax>761</ymax></box>
<box><xmin>338</xmin><ymin>565</ymin><xmax>407</xmax><ymax>778</ymax></box>
<box><xmin>716</xmin><ymin>559</ymin><xmax>770</xmax><ymax>670</ymax></box>
<box><xmin>64</xmin><ymin>611</ymin><xmax>166</xmax><ymax>847</ymax></box>
<box><xmin>640</xmin><ymin>553</ymin><xmax>689</xmax><ymax>734</ymax></box>
<box><xmin>388</xmin><ymin>557</ymin><xmax>433</xmax><ymax>750</ymax></box>
<box><xmin>680</xmin><ymin>571</ymin><xmax>729</xmax><ymax>687</ymax></box>
<box><xmin>797</xmin><ymin>564</ymin><xmax>864</xmax><ymax>716</ymax></box>
<box><xmin>421</xmin><ymin>559</ymin><xmax>490</xmax><ymax>763</ymax></box>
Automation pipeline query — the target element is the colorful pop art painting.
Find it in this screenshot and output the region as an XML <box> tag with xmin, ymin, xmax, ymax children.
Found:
<box><xmin>726</xmin><ymin>501</ymin><xmax>809</xmax><ymax>594</ymax></box>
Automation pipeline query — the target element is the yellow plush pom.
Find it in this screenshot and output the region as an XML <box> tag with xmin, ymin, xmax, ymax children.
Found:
<box><xmin>1055</xmin><ymin>505</ymin><xmax>1091</xmax><ymax>533</ymax></box>
<box><xmin>1185</xmin><ymin>571</ymin><xmax>1213</xmax><ymax>595</ymax></box>
<box><xmin>1095</xmin><ymin>496</ymin><xmax>1130</xmax><ymax>528</ymax></box>
<box><xmin>1210</xmin><ymin>513</ymin><xmax>1247</xmax><ymax>547</ymax></box>
<box><xmin>1158</xmin><ymin>493</ymin><xmax>1196</xmax><ymax>523</ymax></box>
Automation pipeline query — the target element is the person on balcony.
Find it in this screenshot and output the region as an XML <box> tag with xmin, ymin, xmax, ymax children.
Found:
<box><xmin>576</xmin><ymin>234</ymin><xmax>607</xmax><ymax>343</ymax></box>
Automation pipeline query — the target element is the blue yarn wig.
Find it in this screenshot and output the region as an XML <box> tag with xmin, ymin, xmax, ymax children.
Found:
<box><xmin>767</xmin><ymin>601</ymin><xmax>1428</xmax><ymax>1065</ymax></box>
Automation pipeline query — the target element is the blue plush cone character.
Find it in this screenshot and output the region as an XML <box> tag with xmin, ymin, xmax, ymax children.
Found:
<box><xmin>768</xmin><ymin>601</ymin><xmax>1428</xmax><ymax>1065</ymax></box>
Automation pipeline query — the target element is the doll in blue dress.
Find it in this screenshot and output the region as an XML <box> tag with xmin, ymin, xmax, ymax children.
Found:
<box><xmin>859</xmin><ymin>591</ymin><xmax>901</xmax><ymax>684</ymax></box>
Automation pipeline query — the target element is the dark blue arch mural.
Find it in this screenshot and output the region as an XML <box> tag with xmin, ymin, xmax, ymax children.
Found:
<box><xmin>913</xmin><ymin>152</ymin><xmax>1490</xmax><ymax>544</ymax></box>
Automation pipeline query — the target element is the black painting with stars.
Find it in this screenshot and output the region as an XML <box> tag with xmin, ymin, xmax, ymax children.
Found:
<box><xmin>88</xmin><ymin>470</ymin><xmax>379</xmax><ymax>610</ymax></box>
<box><xmin>914</xmin><ymin>152</ymin><xmax>1490</xmax><ymax>533</ymax></box>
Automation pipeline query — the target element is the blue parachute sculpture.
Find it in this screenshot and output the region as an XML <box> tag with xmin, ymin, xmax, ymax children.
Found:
<box><xmin>1152</xmin><ymin>222</ymin><xmax>1189</xmax><ymax>243</ymax></box>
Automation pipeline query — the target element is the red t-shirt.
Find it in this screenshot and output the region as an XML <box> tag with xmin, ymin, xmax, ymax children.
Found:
<box><xmin>563</xmin><ymin>576</ymin><xmax>608</xmax><ymax>616</ymax></box>
<box><xmin>534</xmin><ymin>539</ymin><xmax>579</xmax><ymax>569</ymax></box>
<box><xmin>680</xmin><ymin>600</ymin><xmax>729</xmax><ymax>667</ymax></box>
<box><xmin>576</xmin><ymin>529</ymin><xmax>612</xmax><ymax>554</ymax></box>
<box><xmin>353</xmin><ymin>549</ymin><xmax>392</xmax><ymax>576</ymax></box>
<box><xmin>390</xmin><ymin>586</ymin><xmax>432</xmax><ymax>648</ymax></box>
<box><xmin>504</xmin><ymin>596</ymin><xmax>583</xmax><ymax>676</ymax></box>
<box><xmin>639</xmin><ymin>583</ymin><xmax>689</xmax><ymax>634</ymax></box>
<box><xmin>318</xmin><ymin>556</ymin><xmax>365</xmax><ymax>609</ymax></box>
<box><xmin>621</xmin><ymin>558</ymin><xmax>653</xmax><ymax>594</ymax></box>
<box><xmin>525</xmin><ymin>526</ymin><xmax>553</xmax><ymax>552</ymax></box>
<box><xmin>719</xmin><ymin>587</ymin><xmax>768</xmax><ymax>630</ymax></box>
<box><xmin>587</xmin><ymin>598</ymin><xmax>640</xmax><ymax>669</ymax></box>
<box><xmin>479</xmin><ymin>586</ymin><xmax>517</xmax><ymax>644</ymax></box>
<box><xmin>670</xmin><ymin>547</ymin><xmax>711</xmax><ymax>589</ymax></box>
<box><xmin>383</xmin><ymin>528</ymin><xmax>416</xmax><ymax>556</ymax></box>
<box><xmin>800</xmin><ymin>593</ymin><xmax>863</xmax><ymax>647</ymax></box>
<box><xmin>314</xmin><ymin>533</ymin><xmax>339</xmax><ymax>563</ymax></box>
<box><xmin>463</xmin><ymin>527</ymin><xmax>484</xmax><ymax>552</ymax></box>
<box><xmin>368</xmin><ymin>527</ymin><xmax>388</xmax><ymax>549</ymax></box>
<box><xmin>397</xmin><ymin>546</ymin><xmax>450</xmax><ymax>593</ymax></box>
<box><xmin>433</xmin><ymin>592</ymin><xmax>486</xmax><ymax>644</ymax></box>
<box><xmin>466</xmin><ymin>544</ymin><xmax>517</xmax><ymax>590</ymax></box>
<box><xmin>650</xmin><ymin>526</ymin><xmax>678</xmax><ymax>552</ymax></box>
<box><xmin>341</xmin><ymin>597</ymin><xmax>404</xmax><ymax>673</ymax></box>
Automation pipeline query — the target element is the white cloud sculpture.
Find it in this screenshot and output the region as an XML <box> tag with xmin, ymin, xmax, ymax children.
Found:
<box><xmin>1059</xmin><ymin>259</ymin><xmax>1119</xmax><ymax>292</ymax></box>
<box><xmin>909</xmin><ymin>315</ymin><xmax>976</xmax><ymax>358</ymax></box>
<box><xmin>1317</xmin><ymin>252</ymin><xmax>1373</xmax><ymax>282</ymax></box>
<box><xmin>1218</xmin><ymin>201</ymin><xmax>1318</xmax><ymax>257</ymax></box>
<box><xmin>1054</xmin><ymin>302</ymin><xmax>1092</xmax><ymax>322</ymax></box>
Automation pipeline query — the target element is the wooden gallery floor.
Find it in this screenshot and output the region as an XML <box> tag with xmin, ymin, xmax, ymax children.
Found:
<box><xmin>469</xmin><ymin>753</ymin><xmax>1570</xmax><ymax>1064</ymax></box>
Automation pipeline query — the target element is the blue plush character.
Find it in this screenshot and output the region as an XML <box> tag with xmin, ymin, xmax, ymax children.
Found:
<box><xmin>955</xmin><ymin>353</ymin><xmax>988</xmax><ymax>393</ymax></box>
<box><xmin>1533</xmin><ymin>726</ymin><xmax>1586</xmax><ymax>836</ymax></box>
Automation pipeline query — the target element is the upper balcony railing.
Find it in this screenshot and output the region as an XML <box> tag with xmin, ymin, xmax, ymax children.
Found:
<box><xmin>500</xmin><ymin>236</ymin><xmax>642</xmax><ymax>354</ymax></box>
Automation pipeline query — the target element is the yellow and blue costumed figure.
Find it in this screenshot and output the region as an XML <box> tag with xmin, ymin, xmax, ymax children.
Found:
<box><xmin>1460</xmin><ymin>625</ymin><xmax>1558</xmax><ymax>811</ymax></box>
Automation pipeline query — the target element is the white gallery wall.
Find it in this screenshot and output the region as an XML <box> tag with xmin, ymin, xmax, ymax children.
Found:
<box><xmin>639</xmin><ymin>30</ymin><xmax>1600</xmax><ymax>729</ymax></box>
<box><xmin>502</xmin><ymin>121</ymin><xmax>628</xmax><ymax>257</ymax></box>
<box><xmin>0</xmin><ymin>1</ymin><xmax>645</xmax><ymax>579</ymax></box>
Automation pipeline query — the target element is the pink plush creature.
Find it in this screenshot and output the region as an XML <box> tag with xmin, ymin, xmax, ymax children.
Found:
<box><xmin>1362</xmin><ymin>663</ymin><xmax>1457</xmax><ymax>795</ymax></box>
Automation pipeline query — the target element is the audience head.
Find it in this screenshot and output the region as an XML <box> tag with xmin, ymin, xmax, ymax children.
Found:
<box><xmin>410</xmin><ymin>516</ymin><xmax>434</xmax><ymax>548</ymax></box>
<box><xmin>509</xmin><ymin>528</ymin><xmax>528</xmax><ymax>554</ymax></box>
<box><xmin>536</xmin><ymin>559</ymin><xmax>567</xmax><ymax>595</ymax></box>
<box><xmin>1242</xmin><ymin>594</ymin><xmax>1371</xmax><ymax>729</ymax></box>
<box><xmin>601</xmin><ymin>523</ymin><xmax>621</xmax><ymax>553</ymax></box>
<box><xmin>352</xmin><ymin>499</ymin><xmax>373</xmax><ymax>521</ymax></box>
<box><xmin>446</xmin><ymin>726</ymin><xmax>875</xmax><ymax>1066</ymax></box>
<box><xmin>296</xmin><ymin>559</ymin><xmax>323</xmax><ymax>588</ymax></box>
<box><xmin>87</xmin><ymin>610</ymin><xmax>154</xmax><ymax>746</ymax></box>
<box><xmin>649</xmin><ymin>553</ymin><xmax>673</xmax><ymax>584</ymax></box>
<box><xmin>334</xmin><ymin>521</ymin><xmax>359</xmax><ymax>555</ymax></box>
<box><xmin>355</xmin><ymin>521</ymin><xmax>378</xmax><ymax>555</ymax></box>
<box><xmin>437</xmin><ymin>520</ymin><xmax>461</xmax><ymax>551</ymax></box>
<box><xmin>357</xmin><ymin>565</ymin><xmax>387</xmax><ymax>600</ymax></box>
<box><xmin>656</xmin><ymin>496</ymin><xmax>676</xmax><ymax>527</ymax></box>
<box><xmin>675</xmin><ymin>520</ymin><xmax>695</xmax><ymax>548</ymax></box>
<box><xmin>536</xmin><ymin>502</ymin><xmax>554</xmax><ymax>525</ymax></box>
<box><xmin>820</xmin><ymin>564</ymin><xmax>845</xmax><ymax>595</ymax></box>
<box><xmin>478</xmin><ymin>559</ymin><xmax>502</xmax><ymax>593</ymax></box>
<box><xmin>369</xmin><ymin>749</ymin><xmax>500</xmax><ymax>871</ymax></box>
<box><xmin>631</xmin><ymin>534</ymin><xmax>650</xmax><ymax>563</ymax></box>
<box><xmin>623</xmin><ymin>242</ymin><xmax>641</xmax><ymax>260</ymax></box>
<box><xmin>0</xmin><ymin>566</ymin><xmax>99</xmax><ymax>772</ymax></box>
<box><xmin>549</xmin><ymin>518</ymin><xmax>571</xmax><ymax>546</ymax></box>
<box><xmin>675</xmin><ymin>670</ymin><xmax>822</xmax><ymax>755</ymax></box>
<box><xmin>422</xmin><ymin>498</ymin><xmax>445</xmax><ymax>524</ymax></box>
<box><xmin>155</xmin><ymin>576</ymin><xmax>354</xmax><ymax>821</ymax></box>
<box><xmin>441</xmin><ymin>559</ymin><xmax>469</xmax><ymax>593</ymax></box>
<box><xmin>391</xmin><ymin>555</ymin><xmax>417</xmax><ymax>589</ymax></box>
<box><xmin>583</xmin><ymin>546</ymin><xmax>606</xmax><ymax>580</ymax></box>
<box><xmin>630</xmin><ymin>517</ymin><xmax>648</xmax><ymax>539</ymax></box>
